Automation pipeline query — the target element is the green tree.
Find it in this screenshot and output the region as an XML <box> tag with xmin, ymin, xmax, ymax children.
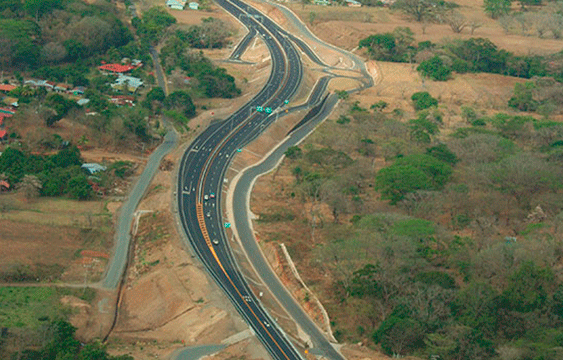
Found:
<box><xmin>164</xmin><ymin>91</ymin><xmax>196</xmax><ymax>118</ymax></box>
<box><xmin>43</xmin><ymin>320</ymin><xmax>80</xmax><ymax>359</ymax></box>
<box><xmin>68</xmin><ymin>175</ymin><xmax>93</xmax><ymax>200</ymax></box>
<box><xmin>394</xmin><ymin>154</ymin><xmax>453</xmax><ymax>188</ymax></box>
<box><xmin>143</xmin><ymin>87</ymin><xmax>166</xmax><ymax>110</ymax></box>
<box><xmin>78</xmin><ymin>341</ymin><xmax>109</xmax><ymax>360</ymax></box>
<box><xmin>409</xmin><ymin>113</ymin><xmax>439</xmax><ymax>144</ymax></box>
<box><xmin>348</xmin><ymin>263</ymin><xmax>384</xmax><ymax>298</ymax></box>
<box><xmin>453</xmin><ymin>282</ymin><xmax>499</xmax><ymax>336</ymax></box>
<box><xmin>51</xmin><ymin>146</ymin><xmax>82</xmax><ymax>168</ymax></box>
<box><xmin>358</xmin><ymin>33</ymin><xmax>396</xmax><ymax>61</ymax></box>
<box><xmin>12</xmin><ymin>40</ymin><xmax>40</xmax><ymax>69</ymax></box>
<box><xmin>135</xmin><ymin>7</ymin><xmax>176</xmax><ymax>43</ymax></box>
<box><xmin>483</xmin><ymin>0</ymin><xmax>512</xmax><ymax>19</ymax></box>
<box><xmin>411</xmin><ymin>91</ymin><xmax>438</xmax><ymax>110</ymax></box>
<box><xmin>426</xmin><ymin>144</ymin><xmax>459</xmax><ymax>165</ymax></box>
<box><xmin>24</xmin><ymin>0</ymin><xmax>62</xmax><ymax>20</ymax></box>
<box><xmin>373</xmin><ymin>316</ymin><xmax>425</xmax><ymax>356</ymax></box>
<box><xmin>501</xmin><ymin>261</ymin><xmax>554</xmax><ymax>312</ymax></box>
<box><xmin>376</xmin><ymin>164</ymin><xmax>431</xmax><ymax>204</ymax></box>
<box><xmin>417</xmin><ymin>56</ymin><xmax>452</xmax><ymax>81</ymax></box>
<box><xmin>508</xmin><ymin>82</ymin><xmax>538</xmax><ymax>112</ymax></box>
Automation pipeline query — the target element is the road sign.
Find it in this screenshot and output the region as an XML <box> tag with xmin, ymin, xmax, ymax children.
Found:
<box><xmin>237</xmin><ymin>148</ymin><xmax>242</xmax><ymax>152</ymax></box>
<box><xmin>284</xmin><ymin>99</ymin><xmax>289</xmax><ymax>104</ymax></box>
<box><xmin>256</xmin><ymin>106</ymin><xmax>263</xmax><ymax>112</ymax></box>
<box><xmin>265</xmin><ymin>107</ymin><xmax>272</xmax><ymax>114</ymax></box>
<box><xmin>224</xmin><ymin>222</ymin><xmax>231</xmax><ymax>228</ymax></box>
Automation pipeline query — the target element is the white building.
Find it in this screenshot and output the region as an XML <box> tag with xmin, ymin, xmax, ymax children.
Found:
<box><xmin>166</xmin><ymin>0</ymin><xmax>186</xmax><ymax>10</ymax></box>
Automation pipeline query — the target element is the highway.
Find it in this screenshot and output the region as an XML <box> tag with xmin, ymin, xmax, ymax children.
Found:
<box><xmin>177</xmin><ymin>0</ymin><xmax>310</xmax><ymax>359</ymax></box>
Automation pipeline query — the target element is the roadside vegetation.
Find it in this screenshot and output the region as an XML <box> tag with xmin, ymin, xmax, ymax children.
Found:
<box><xmin>273</xmin><ymin>93</ymin><xmax>563</xmax><ymax>359</ymax></box>
<box><xmin>257</xmin><ymin>0</ymin><xmax>563</xmax><ymax>358</ymax></box>
<box><xmin>2</xmin><ymin>317</ymin><xmax>132</xmax><ymax>360</ymax></box>
<box><xmin>358</xmin><ymin>28</ymin><xmax>562</xmax><ymax>81</ymax></box>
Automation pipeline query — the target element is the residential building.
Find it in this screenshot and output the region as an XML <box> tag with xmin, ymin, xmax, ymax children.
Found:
<box><xmin>77</xmin><ymin>98</ymin><xmax>90</xmax><ymax>106</ymax></box>
<box><xmin>0</xmin><ymin>84</ymin><xmax>16</xmax><ymax>93</ymax></box>
<box><xmin>0</xmin><ymin>180</ymin><xmax>9</xmax><ymax>192</ymax></box>
<box><xmin>55</xmin><ymin>83</ymin><xmax>72</xmax><ymax>92</ymax></box>
<box><xmin>82</xmin><ymin>163</ymin><xmax>107</xmax><ymax>174</ymax></box>
<box><xmin>111</xmin><ymin>75</ymin><xmax>144</xmax><ymax>93</ymax></box>
<box><xmin>188</xmin><ymin>1</ymin><xmax>199</xmax><ymax>9</ymax></box>
<box><xmin>0</xmin><ymin>129</ymin><xmax>7</xmax><ymax>142</ymax></box>
<box><xmin>24</xmin><ymin>79</ymin><xmax>55</xmax><ymax>90</ymax></box>
<box><xmin>1</xmin><ymin>97</ymin><xmax>18</xmax><ymax>107</ymax></box>
<box><xmin>346</xmin><ymin>0</ymin><xmax>362</xmax><ymax>6</ymax></box>
<box><xmin>166</xmin><ymin>0</ymin><xmax>187</xmax><ymax>9</ymax></box>
<box><xmin>71</xmin><ymin>86</ymin><xmax>86</xmax><ymax>96</ymax></box>
<box><xmin>98</xmin><ymin>63</ymin><xmax>136</xmax><ymax>74</ymax></box>
<box><xmin>109</xmin><ymin>95</ymin><xmax>135</xmax><ymax>107</ymax></box>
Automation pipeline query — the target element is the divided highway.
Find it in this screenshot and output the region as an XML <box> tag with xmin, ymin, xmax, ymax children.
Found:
<box><xmin>177</xmin><ymin>0</ymin><xmax>311</xmax><ymax>359</ymax></box>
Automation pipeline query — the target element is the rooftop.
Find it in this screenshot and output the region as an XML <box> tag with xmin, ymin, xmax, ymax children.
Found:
<box><xmin>98</xmin><ymin>63</ymin><xmax>136</xmax><ymax>73</ymax></box>
<box><xmin>0</xmin><ymin>84</ymin><xmax>16</xmax><ymax>92</ymax></box>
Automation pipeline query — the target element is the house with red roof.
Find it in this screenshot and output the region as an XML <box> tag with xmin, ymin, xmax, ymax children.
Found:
<box><xmin>0</xmin><ymin>180</ymin><xmax>9</xmax><ymax>192</ymax></box>
<box><xmin>0</xmin><ymin>84</ymin><xmax>16</xmax><ymax>93</ymax></box>
<box><xmin>98</xmin><ymin>63</ymin><xmax>136</xmax><ymax>74</ymax></box>
<box><xmin>0</xmin><ymin>129</ymin><xmax>8</xmax><ymax>142</ymax></box>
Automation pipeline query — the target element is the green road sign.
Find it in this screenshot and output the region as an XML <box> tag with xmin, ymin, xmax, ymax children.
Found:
<box><xmin>256</xmin><ymin>106</ymin><xmax>263</xmax><ymax>112</ymax></box>
<box><xmin>224</xmin><ymin>222</ymin><xmax>231</xmax><ymax>228</ymax></box>
<box><xmin>284</xmin><ymin>100</ymin><xmax>289</xmax><ymax>104</ymax></box>
<box><xmin>237</xmin><ymin>148</ymin><xmax>242</xmax><ymax>152</ymax></box>
<box><xmin>265</xmin><ymin>107</ymin><xmax>272</xmax><ymax>114</ymax></box>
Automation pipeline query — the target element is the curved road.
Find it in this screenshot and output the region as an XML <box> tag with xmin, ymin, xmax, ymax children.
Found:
<box><xmin>177</xmin><ymin>0</ymin><xmax>307</xmax><ymax>359</ymax></box>
<box><xmin>177</xmin><ymin>0</ymin><xmax>373</xmax><ymax>358</ymax></box>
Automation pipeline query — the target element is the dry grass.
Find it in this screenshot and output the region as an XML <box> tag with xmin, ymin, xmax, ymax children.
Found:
<box><xmin>290</xmin><ymin>2</ymin><xmax>563</xmax><ymax>55</ymax></box>
<box><xmin>0</xmin><ymin>194</ymin><xmax>107</xmax><ymax>227</ymax></box>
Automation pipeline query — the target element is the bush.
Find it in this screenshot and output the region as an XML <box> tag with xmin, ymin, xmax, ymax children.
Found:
<box><xmin>411</xmin><ymin>91</ymin><xmax>438</xmax><ymax>110</ymax></box>
<box><xmin>284</xmin><ymin>146</ymin><xmax>302</xmax><ymax>159</ymax></box>
<box><xmin>508</xmin><ymin>82</ymin><xmax>538</xmax><ymax>112</ymax></box>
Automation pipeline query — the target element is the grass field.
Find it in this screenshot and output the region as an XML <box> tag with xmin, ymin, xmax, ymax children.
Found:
<box><xmin>0</xmin><ymin>286</ymin><xmax>96</xmax><ymax>329</ymax></box>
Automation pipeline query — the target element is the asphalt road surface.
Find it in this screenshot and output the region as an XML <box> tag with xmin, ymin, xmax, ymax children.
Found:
<box><xmin>177</xmin><ymin>0</ymin><xmax>308</xmax><ymax>359</ymax></box>
<box><xmin>232</xmin><ymin>94</ymin><xmax>345</xmax><ymax>360</ymax></box>
<box><xmin>101</xmin><ymin>41</ymin><xmax>175</xmax><ymax>290</ymax></box>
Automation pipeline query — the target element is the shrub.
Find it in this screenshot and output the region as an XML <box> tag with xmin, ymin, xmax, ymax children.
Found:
<box><xmin>411</xmin><ymin>91</ymin><xmax>438</xmax><ymax>110</ymax></box>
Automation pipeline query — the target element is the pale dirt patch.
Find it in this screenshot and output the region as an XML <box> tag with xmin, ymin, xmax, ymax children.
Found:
<box><xmin>354</xmin><ymin>61</ymin><xmax>527</xmax><ymax>130</ymax></box>
<box><xmin>0</xmin><ymin>194</ymin><xmax>111</xmax><ymax>282</ymax></box>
